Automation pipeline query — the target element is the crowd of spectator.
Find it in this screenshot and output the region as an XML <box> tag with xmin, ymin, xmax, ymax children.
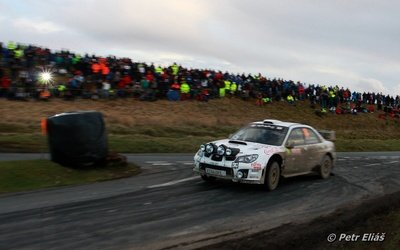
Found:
<box><xmin>0</xmin><ymin>41</ymin><xmax>399</xmax><ymax>117</ymax></box>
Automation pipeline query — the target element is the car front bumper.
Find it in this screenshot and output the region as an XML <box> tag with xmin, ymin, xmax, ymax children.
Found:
<box><xmin>193</xmin><ymin>156</ymin><xmax>264</xmax><ymax>184</ymax></box>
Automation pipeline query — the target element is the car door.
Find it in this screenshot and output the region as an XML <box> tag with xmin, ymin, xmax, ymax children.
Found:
<box><xmin>284</xmin><ymin>128</ymin><xmax>309</xmax><ymax>175</ymax></box>
<box><xmin>302</xmin><ymin>127</ymin><xmax>325</xmax><ymax>171</ymax></box>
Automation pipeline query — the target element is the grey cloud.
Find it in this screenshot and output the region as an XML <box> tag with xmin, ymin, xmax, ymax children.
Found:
<box><xmin>1</xmin><ymin>0</ymin><xmax>400</xmax><ymax>94</ymax></box>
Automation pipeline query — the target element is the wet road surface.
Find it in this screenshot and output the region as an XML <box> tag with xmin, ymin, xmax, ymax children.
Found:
<box><xmin>0</xmin><ymin>152</ymin><xmax>399</xmax><ymax>249</ymax></box>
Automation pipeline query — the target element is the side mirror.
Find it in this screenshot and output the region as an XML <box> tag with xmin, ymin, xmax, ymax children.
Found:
<box><xmin>286</xmin><ymin>141</ymin><xmax>295</xmax><ymax>149</ymax></box>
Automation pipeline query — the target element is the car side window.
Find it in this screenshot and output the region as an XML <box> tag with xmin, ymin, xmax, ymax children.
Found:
<box><xmin>287</xmin><ymin>128</ymin><xmax>305</xmax><ymax>146</ymax></box>
<box><xmin>302</xmin><ymin>128</ymin><xmax>321</xmax><ymax>144</ymax></box>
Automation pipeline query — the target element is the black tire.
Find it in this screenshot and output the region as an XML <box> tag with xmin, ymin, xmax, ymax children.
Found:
<box><xmin>319</xmin><ymin>155</ymin><xmax>332</xmax><ymax>179</ymax></box>
<box><xmin>201</xmin><ymin>175</ymin><xmax>216</xmax><ymax>182</ymax></box>
<box><xmin>264</xmin><ymin>161</ymin><xmax>280</xmax><ymax>191</ymax></box>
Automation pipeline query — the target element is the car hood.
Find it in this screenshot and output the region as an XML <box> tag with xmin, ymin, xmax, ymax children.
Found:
<box><xmin>211</xmin><ymin>139</ymin><xmax>284</xmax><ymax>156</ymax></box>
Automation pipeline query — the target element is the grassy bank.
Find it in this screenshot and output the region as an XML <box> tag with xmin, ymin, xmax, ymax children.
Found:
<box><xmin>0</xmin><ymin>159</ymin><xmax>141</xmax><ymax>193</ymax></box>
<box><xmin>0</xmin><ymin>98</ymin><xmax>399</xmax><ymax>153</ymax></box>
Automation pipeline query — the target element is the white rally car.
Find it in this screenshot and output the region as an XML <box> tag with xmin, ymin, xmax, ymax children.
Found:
<box><xmin>193</xmin><ymin>119</ymin><xmax>336</xmax><ymax>190</ymax></box>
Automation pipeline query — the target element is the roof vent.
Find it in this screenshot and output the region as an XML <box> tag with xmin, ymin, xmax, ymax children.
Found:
<box><xmin>263</xmin><ymin>119</ymin><xmax>281</xmax><ymax>124</ymax></box>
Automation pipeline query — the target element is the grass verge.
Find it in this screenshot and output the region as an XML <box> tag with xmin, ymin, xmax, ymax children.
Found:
<box><xmin>0</xmin><ymin>159</ymin><xmax>141</xmax><ymax>194</ymax></box>
<box><xmin>1</xmin><ymin>98</ymin><xmax>400</xmax><ymax>153</ymax></box>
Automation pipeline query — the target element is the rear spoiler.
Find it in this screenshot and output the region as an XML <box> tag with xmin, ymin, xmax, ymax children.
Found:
<box><xmin>318</xmin><ymin>130</ymin><xmax>336</xmax><ymax>142</ymax></box>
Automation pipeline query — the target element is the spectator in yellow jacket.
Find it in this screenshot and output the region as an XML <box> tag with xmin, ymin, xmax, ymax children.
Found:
<box><xmin>180</xmin><ymin>81</ymin><xmax>190</xmax><ymax>100</ymax></box>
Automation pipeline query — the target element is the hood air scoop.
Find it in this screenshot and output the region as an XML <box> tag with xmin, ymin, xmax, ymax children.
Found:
<box><xmin>228</xmin><ymin>140</ymin><xmax>247</xmax><ymax>145</ymax></box>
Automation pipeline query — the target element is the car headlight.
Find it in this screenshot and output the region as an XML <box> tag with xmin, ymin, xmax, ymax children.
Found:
<box><xmin>206</xmin><ymin>144</ymin><xmax>215</xmax><ymax>154</ymax></box>
<box><xmin>226</xmin><ymin>148</ymin><xmax>232</xmax><ymax>156</ymax></box>
<box><xmin>217</xmin><ymin>145</ymin><xmax>225</xmax><ymax>155</ymax></box>
<box><xmin>200</xmin><ymin>144</ymin><xmax>206</xmax><ymax>152</ymax></box>
<box><xmin>235</xmin><ymin>154</ymin><xmax>259</xmax><ymax>163</ymax></box>
<box><xmin>197</xmin><ymin>149</ymin><xmax>204</xmax><ymax>157</ymax></box>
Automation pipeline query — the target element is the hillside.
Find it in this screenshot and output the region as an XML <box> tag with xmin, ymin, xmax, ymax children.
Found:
<box><xmin>0</xmin><ymin>98</ymin><xmax>399</xmax><ymax>152</ymax></box>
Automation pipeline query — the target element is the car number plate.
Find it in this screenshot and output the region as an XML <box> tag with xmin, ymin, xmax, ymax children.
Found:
<box><xmin>205</xmin><ymin>168</ymin><xmax>226</xmax><ymax>176</ymax></box>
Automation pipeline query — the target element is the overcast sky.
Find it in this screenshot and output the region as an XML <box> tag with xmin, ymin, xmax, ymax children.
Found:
<box><xmin>1</xmin><ymin>0</ymin><xmax>399</xmax><ymax>95</ymax></box>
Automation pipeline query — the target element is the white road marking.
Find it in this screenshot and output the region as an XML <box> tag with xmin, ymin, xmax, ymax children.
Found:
<box><xmin>177</xmin><ymin>161</ymin><xmax>194</xmax><ymax>164</ymax></box>
<box><xmin>387</xmin><ymin>161</ymin><xmax>399</xmax><ymax>164</ymax></box>
<box><xmin>176</xmin><ymin>161</ymin><xmax>194</xmax><ymax>165</ymax></box>
<box><xmin>147</xmin><ymin>176</ymin><xmax>199</xmax><ymax>189</ymax></box>
<box><xmin>145</xmin><ymin>161</ymin><xmax>173</xmax><ymax>166</ymax></box>
<box><xmin>365</xmin><ymin>163</ymin><xmax>380</xmax><ymax>166</ymax></box>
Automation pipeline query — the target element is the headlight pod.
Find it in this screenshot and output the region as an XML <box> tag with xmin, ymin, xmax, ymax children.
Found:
<box><xmin>235</xmin><ymin>154</ymin><xmax>259</xmax><ymax>163</ymax></box>
<box><xmin>197</xmin><ymin>149</ymin><xmax>204</xmax><ymax>157</ymax></box>
<box><xmin>205</xmin><ymin>144</ymin><xmax>216</xmax><ymax>154</ymax></box>
<box><xmin>217</xmin><ymin>145</ymin><xmax>226</xmax><ymax>155</ymax></box>
<box><xmin>202</xmin><ymin>143</ymin><xmax>239</xmax><ymax>156</ymax></box>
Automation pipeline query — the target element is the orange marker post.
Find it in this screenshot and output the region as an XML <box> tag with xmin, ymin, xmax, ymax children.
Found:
<box><xmin>41</xmin><ymin>118</ymin><xmax>47</xmax><ymax>136</ymax></box>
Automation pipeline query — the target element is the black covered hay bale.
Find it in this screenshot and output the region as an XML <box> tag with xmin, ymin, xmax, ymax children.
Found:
<box><xmin>47</xmin><ymin>111</ymin><xmax>108</xmax><ymax>167</ymax></box>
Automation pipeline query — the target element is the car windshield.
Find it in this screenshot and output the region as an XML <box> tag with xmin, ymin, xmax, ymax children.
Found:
<box><xmin>230</xmin><ymin>124</ymin><xmax>288</xmax><ymax>146</ymax></box>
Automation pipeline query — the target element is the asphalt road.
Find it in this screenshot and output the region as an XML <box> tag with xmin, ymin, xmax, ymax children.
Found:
<box><xmin>0</xmin><ymin>152</ymin><xmax>399</xmax><ymax>250</ymax></box>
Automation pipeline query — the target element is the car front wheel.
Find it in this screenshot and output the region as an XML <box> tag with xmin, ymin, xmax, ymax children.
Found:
<box><xmin>265</xmin><ymin>161</ymin><xmax>280</xmax><ymax>191</ymax></box>
<box><xmin>319</xmin><ymin>155</ymin><xmax>332</xmax><ymax>179</ymax></box>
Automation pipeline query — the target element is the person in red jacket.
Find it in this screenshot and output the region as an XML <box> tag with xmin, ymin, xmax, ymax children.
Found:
<box><xmin>297</xmin><ymin>82</ymin><xmax>305</xmax><ymax>100</ymax></box>
<box><xmin>0</xmin><ymin>75</ymin><xmax>11</xmax><ymax>98</ymax></box>
<box><xmin>171</xmin><ymin>81</ymin><xmax>180</xmax><ymax>91</ymax></box>
<box><xmin>116</xmin><ymin>73</ymin><xmax>132</xmax><ymax>97</ymax></box>
<box><xmin>146</xmin><ymin>70</ymin><xmax>154</xmax><ymax>86</ymax></box>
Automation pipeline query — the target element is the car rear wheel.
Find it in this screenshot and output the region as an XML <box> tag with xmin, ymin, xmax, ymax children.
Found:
<box><xmin>265</xmin><ymin>161</ymin><xmax>280</xmax><ymax>191</ymax></box>
<box><xmin>201</xmin><ymin>175</ymin><xmax>216</xmax><ymax>182</ymax></box>
<box><xmin>319</xmin><ymin>155</ymin><xmax>332</xmax><ymax>179</ymax></box>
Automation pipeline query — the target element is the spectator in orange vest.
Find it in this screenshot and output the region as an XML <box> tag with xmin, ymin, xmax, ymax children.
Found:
<box><xmin>91</xmin><ymin>61</ymin><xmax>101</xmax><ymax>73</ymax></box>
<box><xmin>101</xmin><ymin>64</ymin><xmax>110</xmax><ymax>76</ymax></box>
<box><xmin>91</xmin><ymin>60</ymin><xmax>101</xmax><ymax>81</ymax></box>
<box><xmin>39</xmin><ymin>88</ymin><xmax>51</xmax><ymax>101</ymax></box>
